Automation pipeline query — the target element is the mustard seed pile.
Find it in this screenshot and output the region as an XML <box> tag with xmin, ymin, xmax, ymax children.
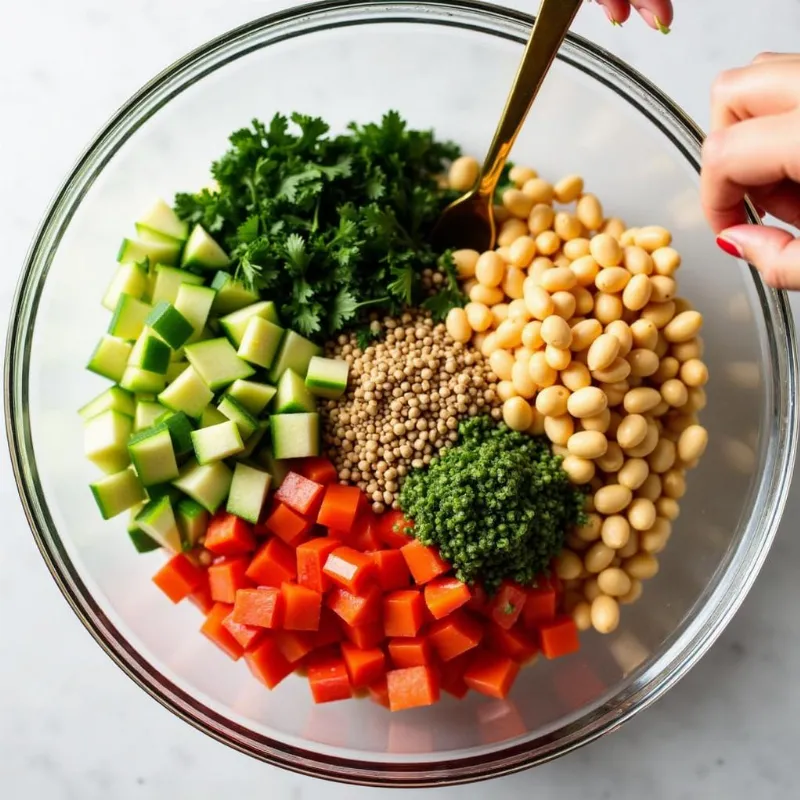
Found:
<box><xmin>321</xmin><ymin>311</ymin><xmax>501</xmax><ymax>513</ymax></box>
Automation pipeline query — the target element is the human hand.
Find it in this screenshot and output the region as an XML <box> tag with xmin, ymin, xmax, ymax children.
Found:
<box><xmin>593</xmin><ymin>0</ymin><xmax>673</xmax><ymax>31</ymax></box>
<box><xmin>702</xmin><ymin>54</ymin><xmax>800</xmax><ymax>289</ymax></box>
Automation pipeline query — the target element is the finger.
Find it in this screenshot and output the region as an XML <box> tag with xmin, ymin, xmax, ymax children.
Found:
<box><xmin>710</xmin><ymin>61</ymin><xmax>800</xmax><ymax>133</ymax></box>
<box><xmin>716</xmin><ymin>224</ymin><xmax>800</xmax><ymax>291</ymax></box>
<box><xmin>752</xmin><ymin>52</ymin><xmax>800</xmax><ymax>65</ymax></box>
<box><xmin>595</xmin><ymin>0</ymin><xmax>632</xmax><ymax>24</ymax></box>
<box><xmin>748</xmin><ymin>180</ymin><xmax>800</xmax><ymax>227</ymax></box>
<box><xmin>701</xmin><ymin>113</ymin><xmax>800</xmax><ymax>233</ymax></box>
<box><xmin>631</xmin><ymin>0</ymin><xmax>674</xmax><ymax>30</ymax></box>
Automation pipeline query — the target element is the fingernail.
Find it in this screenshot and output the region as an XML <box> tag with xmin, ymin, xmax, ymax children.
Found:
<box><xmin>653</xmin><ymin>15</ymin><xmax>671</xmax><ymax>34</ymax></box>
<box><xmin>639</xmin><ymin>9</ymin><xmax>670</xmax><ymax>33</ymax></box>
<box><xmin>716</xmin><ymin>235</ymin><xmax>743</xmax><ymax>258</ymax></box>
<box><xmin>604</xmin><ymin>7</ymin><xmax>622</xmax><ymax>25</ymax></box>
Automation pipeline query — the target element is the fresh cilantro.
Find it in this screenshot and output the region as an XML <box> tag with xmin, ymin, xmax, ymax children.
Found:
<box><xmin>173</xmin><ymin>111</ymin><xmax>464</xmax><ymax>340</ymax></box>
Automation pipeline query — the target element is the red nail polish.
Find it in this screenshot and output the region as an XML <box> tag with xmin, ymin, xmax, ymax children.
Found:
<box><xmin>716</xmin><ymin>235</ymin><xmax>742</xmax><ymax>258</ymax></box>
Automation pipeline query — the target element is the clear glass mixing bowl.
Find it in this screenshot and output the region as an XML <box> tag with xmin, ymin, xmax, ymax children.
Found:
<box><xmin>6</xmin><ymin>0</ymin><xmax>798</xmax><ymax>787</ymax></box>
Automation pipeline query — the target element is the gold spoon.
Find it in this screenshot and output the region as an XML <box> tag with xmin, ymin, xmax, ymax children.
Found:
<box><xmin>432</xmin><ymin>0</ymin><xmax>584</xmax><ymax>252</ymax></box>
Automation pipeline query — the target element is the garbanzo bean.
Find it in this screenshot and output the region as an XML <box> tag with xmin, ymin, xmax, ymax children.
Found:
<box><xmin>576</xmin><ymin>513</ymin><xmax>603</xmax><ymax>542</ymax></box>
<box><xmin>678</xmin><ymin>424</ymin><xmax>709</xmax><ymax>461</ymax></box>
<box><xmin>651</xmin><ymin>356</ymin><xmax>679</xmax><ymax>385</ymax></box>
<box><xmin>496</xmin><ymin>246</ymin><xmax>512</xmax><ymax>263</ymax></box>
<box><xmin>498</xmin><ymin>218</ymin><xmax>529</xmax><ymax>247</ymax></box>
<box><xmin>581</xmin><ymin>408</ymin><xmax>611</xmax><ymax>433</ymax></box>
<box><xmin>640</xmin><ymin>517</ymin><xmax>672</xmax><ymax>554</ymax></box>
<box><xmin>554</xmin><ymin>212</ymin><xmax>583</xmax><ymax>241</ymax></box>
<box><xmin>509</xmin><ymin>165</ymin><xmax>538</xmax><ymax>186</ymax></box>
<box><xmin>563</xmin><ymin>237</ymin><xmax>591</xmax><ymax>260</ymax></box>
<box><xmin>522</xmin><ymin>320</ymin><xmax>544</xmax><ymax>350</ymax></box>
<box><xmin>497</xmin><ymin>380</ymin><xmax>517</xmax><ymax>402</ymax></box>
<box><xmin>511</xmin><ymin>359</ymin><xmax>537</xmax><ymax>398</ymax></box>
<box><xmin>465</xmin><ymin>302</ymin><xmax>493</xmax><ymax>332</ymax></box>
<box><xmin>448</xmin><ymin>155</ymin><xmax>479</xmax><ymax>191</ymax></box>
<box><xmin>617</xmin><ymin>530</ymin><xmax>640</xmax><ymax>559</ymax></box>
<box><xmin>529</xmin><ymin>351</ymin><xmax>558</xmax><ymax>387</ymax></box>
<box><xmin>480</xmin><ymin>331</ymin><xmax>500</xmax><ymax>357</ymax></box>
<box><xmin>509</xmin><ymin>236</ymin><xmax>537</xmax><ymax>268</ymax></box>
<box><xmin>641</xmin><ymin>300</ymin><xmax>676</xmax><ymax>329</ymax></box>
<box><xmin>592</xmin><ymin>357</ymin><xmax>632</xmax><ymax>384</ymax></box>
<box><xmin>528</xmin><ymin>203</ymin><xmax>555</xmax><ymax>236</ymax></box>
<box><xmin>554</xmin><ymin>174</ymin><xmax>584</xmax><ymax>203</ymax></box>
<box><xmin>544</xmin><ymin>414</ymin><xmax>575</xmax><ymax>446</ymax></box>
<box><xmin>587</xmin><ymin>332</ymin><xmax>620</xmax><ymax>371</ymax></box>
<box><xmin>522</xmin><ymin>178</ymin><xmax>555</xmax><ymax>204</ymax></box>
<box><xmin>622</xmin><ymin>273</ymin><xmax>653</xmax><ymax>311</ymax></box>
<box><xmin>470</xmin><ymin>283</ymin><xmax>504</xmax><ymax>305</ymax></box>
<box><xmin>615</xmin><ymin>414</ymin><xmax>648</xmax><ymax>450</ymax></box>
<box><xmin>652</xmin><ymin>246</ymin><xmax>681</xmax><ymax>276</ymax></box>
<box><xmin>585</xmin><ymin>541</ymin><xmax>615</xmax><ymax>573</ymax></box>
<box><xmin>671</xmin><ymin>338</ymin><xmax>704</xmax><ymax>362</ymax></box>
<box><xmin>571</xmin><ymin>286</ymin><xmax>594</xmax><ymax>316</ymax></box>
<box><xmin>654</xmin><ymin>333</ymin><xmax>669</xmax><ymax>359</ymax></box>
<box><xmin>568</xmin><ymin>430</ymin><xmax>608</xmax><ymax>460</ymax></box>
<box><xmin>475</xmin><ymin>251</ymin><xmax>505</xmax><ymax>287</ymax></box>
<box><xmin>453</xmin><ymin>248</ymin><xmax>479</xmax><ymax>278</ymax></box>
<box><xmin>528</xmin><ymin>407</ymin><xmax>547</xmax><ymax>435</ymax></box>
<box><xmin>602</xmin><ymin>217</ymin><xmax>627</xmax><ymax>240</ymax></box>
<box><xmin>536</xmin><ymin>230</ymin><xmax>561</xmax><ymax>256</ymax></box>
<box><xmin>567</xmin><ymin>386</ymin><xmax>607</xmax><ymax>419</ymax></box>
<box><xmin>507</xmin><ymin>298</ymin><xmax>532</xmax><ymax>322</ymax></box>
<box><xmin>649</xmin><ymin>275</ymin><xmax>677</xmax><ymax>303</ymax></box>
<box><xmin>540</xmin><ymin>266</ymin><xmax>577</xmax><ymax>293</ymax></box>
<box><xmin>628</xmin><ymin>348</ymin><xmax>660</xmax><ymax>378</ymax></box>
<box><xmin>551</xmin><ymin>290</ymin><xmax>578</xmax><ymax>320</ymax></box>
<box><xmin>619</xmin><ymin>578</ymin><xmax>643</xmax><ymax>605</ymax></box>
<box><xmin>576</xmin><ymin>193</ymin><xmax>604</xmax><ymax>230</ymax></box>
<box><xmin>445</xmin><ymin>308</ymin><xmax>471</xmax><ymax>343</ymax></box>
<box><xmin>623</xmin><ymin>245</ymin><xmax>654</xmax><ymax>276</ymax></box>
<box><xmin>489</xmin><ymin>349</ymin><xmax>515</xmax><ymax>381</ymax></box>
<box><xmin>623</xmin><ymin>386</ymin><xmax>662</xmax><ymax>414</ymax></box>
<box><xmin>679</xmin><ymin>358</ymin><xmax>709</xmax><ymax>387</ymax></box>
<box><xmin>553</xmin><ymin>549</ymin><xmax>583</xmax><ymax>580</ymax></box>
<box><xmin>571</xmin><ymin>254</ymin><xmax>601</xmax><ymax>287</ymax></box>
<box><xmin>606</xmin><ymin>320</ymin><xmax>632</xmax><ymax>355</ymax></box>
<box><xmin>597</xmin><ymin>567</ymin><xmax>632</xmax><ymax>597</ymax></box>
<box><xmin>601</xmin><ymin>515</ymin><xmax>631</xmax><ymax>549</ymax></box>
<box><xmin>635</xmin><ymin>226</ymin><xmax>672</xmax><ymax>252</ymax></box>
<box><xmin>600</xmin><ymin>381</ymin><xmax>629</xmax><ymax>408</ymax></box>
<box><xmin>647</xmin><ymin>438</ymin><xmax>676</xmax><ymax>473</ymax></box>
<box><xmin>593</xmin><ymin>292</ymin><xmax>624</xmax><ymax>324</ymax></box>
<box><xmin>545</xmin><ymin>344</ymin><xmax>572</xmax><ymax>371</ymax></box>
<box><xmin>591</xmin><ymin>595</ymin><xmax>620</xmax><ymax>634</ymax></box>
<box><xmin>524</xmin><ymin>285</ymin><xmax>555</xmax><ymax>320</ymax></box>
<box><xmin>661</xmin><ymin>378</ymin><xmax>689</xmax><ymax>408</ymax></box>
<box><xmin>617</xmin><ymin>458</ymin><xmax>649</xmax><ymax>491</ymax></box>
<box><xmin>663</xmin><ymin>310</ymin><xmax>703</xmax><ymax>343</ymax></box>
<box><xmin>495</xmin><ymin>318</ymin><xmax>525</xmax><ymax>349</ymax></box>
<box><xmin>624</xmin><ymin>552</ymin><xmax>660</xmax><ymax>580</ymax></box>
<box><xmin>502</xmin><ymin>267</ymin><xmax>526</xmax><ymax>300</ymax></box>
<box><xmin>561</xmin><ymin>361</ymin><xmax>592</xmax><ymax>392</ymax></box>
<box><xmin>590</xmin><ymin>233</ymin><xmax>623</xmax><ymax>268</ymax></box>
<box><xmin>684</xmin><ymin>387</ymin><xmax>708</xmax><ymax>413</ymax></box>
<box><xmin>596</xmin><ymin>442</ymin><xmax>625</xmax><ymax>473</ymax></box>
<box><xmin>528</xmin><ymin>258</ymin><xmax>554</xmax><ymax>288</ymax></box>
<box><xmin>662</xmin><ymin>469</ymin><xmax>686</xmax><ymax>499</ymax></box>
<box><xmin>595</xmin><ymin>267</ymin><xmax>630</xmax><ymax>294</ymax></box>
<box><xmin>562</xmin><ymin>454</ymin><xmax>596</xmax><ymax>484</ymax></box>
<box><xmin>490</xmin><ymin>303</ymin><xmax>509</xmax><ymax>327</ymax></box>
<box><xmin>636</xmin><ymin>473</ymin><xmax>662</xmax><ymax>502</ymax></box>
<box><xmin>573</xmin><ymin>601</ymin><xmax>593</xmax><ymax>631</ymax></box>
<box><xmin>627</xmin><ymin>497</ymin><xmax>657</xmax><ymax>531</ymax></box>
<box><xmin>594</xmin><ymin>484</ymin><xmax>632</xmax><ymax>515</ymax></box>
<box><xmin>630</xmin><ymin>318</ymin><xmax>659</xmax><ymax>350</ymax></box>
<box><xmin>502</xmin><ymin>396</ymin><xmax>533</xmax><ymax>431</ymax></box>
<box><xmin>571</xmin><ymin>319</ymin><xmax>603</xmax><ymax>351</ymax></box>
<box><xmin>655</xmin><ymin>496</ymin><xmax>680</xmax><ymax>521</ymax></box>
<box><xmin>536</xmin><ymin>385</ymin><xmax>571</xmax><ymax>417</ymax></box>
<box><xmin>541</xmin><ymin>315</ymin><xmax>572</xmax><ymax>349</ymax></box>
<box><xmin>503</xmin><ymin>188</ymin><xmax>535</xmax><ymax>219</ymax></box>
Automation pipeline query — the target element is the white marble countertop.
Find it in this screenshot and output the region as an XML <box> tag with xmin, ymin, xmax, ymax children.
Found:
<box><xmin>3</xmin><ymin>1</ymin><xmax>800</xmax><ymax>797</ymax></box>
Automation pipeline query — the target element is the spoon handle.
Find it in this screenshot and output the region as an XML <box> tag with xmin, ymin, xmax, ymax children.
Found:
<box><xmin>479</xmin><ymin>0</ymin><xmax>584</xmax><ymax>199</ymax></box>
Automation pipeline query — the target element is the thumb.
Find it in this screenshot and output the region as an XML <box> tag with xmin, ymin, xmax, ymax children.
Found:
<box><xmin>717</xmin><ymin>224</ymin><xmax>800</xmax><ymax>290</ymax></box>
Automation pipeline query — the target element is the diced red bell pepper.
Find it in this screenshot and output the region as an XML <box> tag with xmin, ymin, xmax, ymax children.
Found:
<box><xmin>200</xmin><ymin>603</ymin><xmax>244</xmax><ymax>661</ymax></box>
<box><xmin>538</xmin><ymin>616</ymin><xmax>580</xmax><ymax>660</ymax></box>
<box><xmin>245</xmin><ymin>637</ymin><xmax>294</xmax><ymax>689</ymax></box>
<box><xmin>274</xmin><ymin>630</ymin><xmax>316</xmax><ymax>664</ymax></box>
<box><xmin>263</xmin><ymin>502</ymin><xmax>312</xmax><ymax>547</ymax></box>
<box><xmin>207</xmin><ymin>556</ymin><xmax>251</xmax><ymax>604</ymax></box>
<box><xmin>317</xmin><ymin>484</ymin><xmax>363</xmax><ymax>531</ymax></box>
<box><xmin>281</xmin><ymin>582</ymin><xmax>322</xmax><ymax>631</ymax></box>
<box><xmin>322</xmin><ymin>546</ymin><xmax>376</xmax><ymax>594</ymax></box>
<box><xmin>400</xmin><ymin>539</ymin><xmax>450</xmax><ymax>585</ymax></box>
<box><xmin>372</xmin><ymin>549</ymin><xmax>411</xmax><ymax>592</ymax></box>
<box><xmin>222</xmin><ymin>611</ymin><xmax>265</xmax><ymax>650</ymax></box>
<box><xmin>489</xmin><ymin>581</ymin><xmax>528</xmax><ymax>630</ymax></box>
<box><xmin>386</xmin><ymin>665</ymin><xmax>440</xmax><ymax>711</ymax></box>
<box><xmin>467</xmin><ymin>583</ymin><xmax>492</xmax><ymax>618</ymax></box>
<box><xmin>387</xmin><ymin>636</ymin><xmax>434</xmax><ymax>668</ymax></box>
<box><xmin>275</xmin><ymin>471</ymin><xmax>326</xmax><ymax>517</ymax></box>
<box><xmin>204</xmin><ymin>512</ymin><xmax>257</xmax><ymax>556</ymax></box>
<box><xmin>522</xmin><ymin>583</ymin><xmax>557</xmax><ymax>629</ymax></box>
<box><xmin>383</xmin><ymin>590</ymin><xmax>425</xmax><ymax>638</ymax></box>
<box><xmin>296</xmin><ymin>537</ymin><xmax>340</xmax><ymax>592</ymax></box>
<box><xmin>297</xmin><ymin>457</ymin><xmax>338</xmax><ymax>486</ymax></box>
<box><xmin>350</xmin><ymin>507</ymin><xmax>382</xmax><ymax>551</ymax></box>
<box><xmin>314</xmin><ymin>607</ymin><xmax>344</xmax><ymax>648</ymax></box>
<box><xmin>308</xmin><ymin>654</ymin><xmax>353</xmax><ymax>703</ymax></box>
<box><xmin>152</xmin><ymin>553</ymin><xmax>206</xmax><ymax>603</ymax></box>
<box><xmin>232</xmin><ymin>587</ymin><xmax>283</xmax><ymax>629</ymax></box>
<box><xmin>376</xmin><ymin>511</ymin><xmax>414</xmax><ymax>548</ymax></box>
<box><xmin>463</xmin><ymin>649</ymin><xmax>520</xmax><ymax>700</ymax></box>
<box><xmin>485</xmin><ymin>622</ymin><xmax>539</xmax><ymax>664</ymax></box>
<box><xmin>340</xmin><ymin>620</ymin><xmax>384</xmax><ymax>649</ymax></box>
<box><xmin>368</xmin><ymin>677</ymin><xmax>391</xmax><ymax>708</ymax></box>
<box><xmin>428</xmin><ymin>611</ymin><xmax>484</xmax><ymax>662</ymax></box>
<box><xmin>245</xmin><ymin>537</ymin><xmax>297</xmax><ymax>587</ymax></box>
<box><xmin>424</xmin><ymin>576</ymin><xmax>472</xmax><ymax>620</ymax></box>
<box><xmin>341</xmin><ymin>642</ymin><xmax>387</xmax><ymax>688</ymax></box>
<box><xmin>439</xmin><ymin>653</ymin><xmax>473</xmax><ymax>699</ymax></box>
<box><xmin>326</xmin><ymin>584</ymin><xmax>382</xmax><ymax>627</ymax></box>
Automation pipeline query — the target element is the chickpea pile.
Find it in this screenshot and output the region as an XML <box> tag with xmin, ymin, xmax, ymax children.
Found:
<box><xmin>445</xmin><ymin>157</ymin><xmax>710</xmax><ymax>636</ymax></box>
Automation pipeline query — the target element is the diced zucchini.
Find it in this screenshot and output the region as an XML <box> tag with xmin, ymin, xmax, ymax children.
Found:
<box><xmin>84</xmin><ymin>409</ymin><xmax>133</xmax><ymax>473</ymax></box>
<box><xmin>90</xmin><ymin>467</ymin><xmax>146</xmax><ymax>520</ymax></box>
<box><xmin>191</xmin><ymin>420</ymin><xmax>244</xmax><ymax>464</ymax></box>
<box><xmin>227</xmin><ymin>463</ymin><xmax>271</xmax><ymax>524</ymax></box>
<box><xmin>305</xmin><ymin>356</ymin><xmax>349</xmax><ymax>399</ymax></box>
<box><xmin>173</xmin><ymin>459</ymin><xmax>233</xmax><ymax>513</ymax></box>
<box><xmin>176</xmin><ymin>498</ymin><xmax>209</xmax><ymax>548</ymax></box>
<box><xmin>135</xmin><ymin>496</ymin><xmax>181</xmax><ymax>552</ymax></box>
<box><xmin>166</xmin><ymin>360</ymin><xmax>188</xmax><ymax>383</ymax></box>
<box><xmin>135</xmin><ymin>199</ymin><xmax>189</xmax><ymax>243</ymax></box>
<box><xmin>118</xmin><ymin>237</ymin><xmax>180</xmax><ymax>267</ymax></box>
<box><xmin>120</xmin><ymin>366</ymin><xmax>166</xmax><ymax>394</ymax></box>
<box><xmin>157</xmin><ymin>411</ymin><xmax>195</xmax><ymax>458</ymax></box>
<box><xmin>87</xmin><ymin>336</ymin><xmax>133</xmax><ymax>383</ymax></box>
<box><xmin>181</xmin><ymin>225</ymin><xmax>230</xmax><ymax>269</ymax></box>
<box><xmin>108</xmin><ymin>294</ymin><xmax>151</xmax><ymax>341</ymax></box>
<box><xmin>217</xmin><ymin>396</ymin><xmax>259</xmax><ymax>439</ymax></box>
<box><xmin>210</xmin><ymin>271</ymin><xmax>259</xmax><ymax>314</ymax></box>
<box><xmin>134</xmin><ymin>400</ymin><xmax>166</xmax><ymax>432</ymax></box>
<box><xmin>128</xmin><ymin>426</ymin><xmax>179</xmax><ymax>486</ymax></box>
<box><xmin>236</xmin><ymin>420</ymin><xmax>269</xmax><ymax>461</ymax></box>
<box><xmin>158</xmin><ymin>365</ymin><xmax>213</xmax><ymax>419</ymax></box>
<box><xmin>79</xmin><ymin>386</ymin><xmax>135</xmax><ymax>421</ymax></box>
<box><xmin>128</xmin><ymin>527</ymin><xmax>161</xmax><ymax>553</ymax></box>
<box><xmin>275</xmin><ymin>368</ymin><xmax>316</xmax><ymax>413</ymax></box>
<box><xmin>102</xmin><ymin>261</ymin><xmax>149</xmax><ymax>311</ymax></box>
<box><xmin>225</xmin><ymin>380</ymin><xmax>276</xmax><ymax>416</ymax></box>
<box><xmin>270</xmin><ymin>412</ymin><xmax>319</xmax><ymax>460</ymax></box>
<box><xmin>219</xmin><ymin>301</ymin><xmax>280</xmax><ymax>347</ymax></box>
<box><xmin>150</xmin><ymin>264</ymin><xmax>205</xmax><ymax>305</ymax></box>
<box><xmin>174</xmin><ymin>284</ymin><xmax>216</xmax><ymax>342</ymax></box>
<box><xmin>185</xmin><ymin>338</ymin><xmax>254</xmax><ymax>390</ymax></box>
<box><xmin>269</xmin><ymin>329</ymin><xmax>322</xmax><ymax>382</ymax></box>
<box><xmin>200</xmin><ymin>404</ymin><xmax>228</xmax><ymax>428</ymax></box>
<box><xmin>254</xmin><ymin>446</ymin><xmax>292</xmax><ymax>487</ymax></box>
<box><xmin>129</xmin><ymin>331</ymin><xmax>171</xmax><ymax>374</ymax></box>
<box><xmin>238</xmin><ymin>316</ymin><xmax>284</xmax><ymax>368</ymax></box>
<box><xmin>146</xmin><ymin>482</ymin><xmax>183</xmax><ymax>504</ymax></box>
<box><xmin>146</xmin><ymin>302</ymin><xmax>194</xmax><ymax>350</ymax></box>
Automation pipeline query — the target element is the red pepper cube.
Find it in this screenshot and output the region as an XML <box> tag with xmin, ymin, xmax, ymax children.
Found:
<box><xmin>400</xmin><ymin>539</ymin><xmax>450</xmax><ymax>585</ymax></box>
<box><xmin>245</xmin><ymin>537</ymin><xmax>297</xmax><ymax>587</ymax></box>
<box><xmin>386</xmin><ymin>666</ymin><xmax>440</xmax><ymax>712</ymax></box>
<box><xmin>387</xmin><ymin>636</ymin><xmax>434</xmax><ymax>668</ymax></box>
<box><xmin>522</xmin><ymin>584</ymin><xmax>557</xmax><ymax>629</ymax></box>
<box><xmin>274</xmin><ymin>630</ymin><xmax>316</xmax><ymax>664</ymax></box>
<box><xmin>264</xmin><ymin>502</ymin><xmax>312</xmax><ymax>547</ymax></box>
<box><xmin>207</xmin><ymin>557</ymin><xmax>252</xmax><ymax>604</ymax></box>
<box><xmin>376</xmin><ymin>511</ymin><xmax>414</xmax><ymax>548</ymax></box>
<box><xmin>372</xmin><ymin>550</ymin><xmax>411</xmax><ymax>592</ymax></box>
<box><xmin>222</xmin><ymin>611</ymin><xmax>265</xmax><ymax>650</ymax></box>
<box><xmin>281</xmin><ymin>582</ymin><xmax>322</xmax><ymax>631</ymax></box>
<box><xmin>489</xmin><ymin>581</ymin><xmax>528</xmax><ymax>630</ymax></box>
<box><xmin>317</xmin><ymin>484</ymin><xmax>363</xmax><ymax>531</ymax></box>
<box><xmin>438</xmin><ymin>653</ymin><xmax>473</xmax><ymax>699</ymax></box>
<box><xmin>275</xmin><ymin>471</ymin><xmax>325</xmax><ymax>516</ymax></box>
<box><xmin>538</xmin><ymin>616</ymin><xmax>581</xmax><ymax>660</ymax></box>
<box><xmin>245</xmin><ymin>637</ymin><xmax>294</xmax><ymax>689</ymax></box>
<box><xmin>383</xmin><ymin>590</ymin><xmax>425</xmax><ymax>638</ymax></box>
<box><xmin>232</xmin><ymin>587</ymin><xmax>283</xmax><ymax>629</ymax></box>
<box><xmin>297</xmin><ymin>456</ymin><xmax>338</xmax><ymax>486</ymax></box>
<box><xmin>323</xmin><ymin>546</ymin><xmax>376</xmax><ymax>594</ymax></box>
<box><xmin>485</xmin><ymin>622</ymin><xmax>539</xmax><ymax>664</ymax></box>
<box><xmin>463</xmin><ymin>649</ymin><xmax>520</xmax><ymax>700</ymax></box>
<box><xmin>314</xmin><ymin>607</ymin><xmax>344</xmax><ymax>648</ymax></box>
<box><xmin>188</xmin><ymin>578</ymin><xmax>215</xmax><ymax>615</ymax></box>
<box><xmin>424</xmin><ymin>576</ymin><xmax>472</xmax><ymax>620</ymax></box>
<box><xmin>350</xmin><ymin>507</ymin><xmax>382</xmax><ymax>551</ymax></box>
<box><xmin>340</xmin><ymin>620</ymin><xmax>385</xmax><ymax>649</ymax></box>
<box><xmin>152</xmin><ymin>553</ymin><xmax>206</xmax><ymax>603</ymax></box>
<box><xmin>368</xmin><ymin>677</ymin><xmax>390</xmax><ymax>708</ymax></box>
<box><xmin>341</xmin><ymin>642</ymin><xmax>387</xmax><ymax>688</ymax></box>
<box><xmin>308</xmin><ymin>655</ymin><xmax>353</xmax><ymax>703</ymax></box>
<box><xmin>326</xmin><ymin>584</ymin><xmax>382</xmax><ymax>627</ymax></box>
<box><xmin>467</xmin><ymin>583</ymin><xmax>492</xmax><ymax>618</ymax></box>
<box><xmin>428</xmin><ymin>611</ymin><xmax>484</xmax><ymax>662</ymax></box>
<box><xmin>200</xmin><ymin>603</ymin><xmax>244</xmax><ymax>661</ymax></box>
<box><xmin>204</xmin><ymin>512</ymin><xmax>257</xmax><ymax>556</ymax></box>
<box><xmin>296</xmin><ymin>537</ymin><xmax>340</xmax><ymax>593</ymax></box>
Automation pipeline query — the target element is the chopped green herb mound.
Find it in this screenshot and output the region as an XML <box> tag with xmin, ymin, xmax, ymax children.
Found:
<box><xmin>174</xmin><ymin>111</ymin><xmax>465</xmax><ymax>341</ymax></box>
<box><xmin>399</xmin><ymin>417</ymin><xmax>587</xmax><ymax>592</ymax></box>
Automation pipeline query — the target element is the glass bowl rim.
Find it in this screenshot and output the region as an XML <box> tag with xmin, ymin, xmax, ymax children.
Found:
<box><xmin>5</xmin><ymin>0</ymin><xmax>798</xmax><ymax>787</ymax></box>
